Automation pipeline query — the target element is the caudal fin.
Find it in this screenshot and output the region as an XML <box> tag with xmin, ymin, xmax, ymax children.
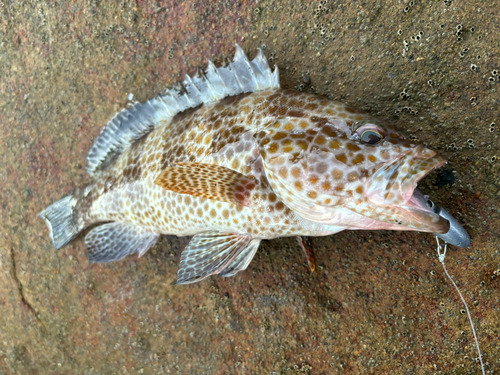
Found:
<box><xmin>39</xmin><ymin>194</ymin><xmax>83</xmax><ymax>249</ymax></box>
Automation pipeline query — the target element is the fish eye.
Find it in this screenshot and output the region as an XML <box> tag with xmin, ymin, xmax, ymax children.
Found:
<box><xmin>355</xmin><ymin>124</ymin><xmax>385</xmax><ymax>145</ymax></box>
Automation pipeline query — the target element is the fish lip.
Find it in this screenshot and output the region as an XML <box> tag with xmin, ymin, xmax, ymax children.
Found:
<box><xmin>397</xmin><ymin>152</ymin><xmax>449</xmax><ymax>233</ymax></box>
<box><xmin>390</xmin><ymin>145</ymin><xmax>447</xmax><ymax>203</ymax></box>
<box><xmin>367</xmin><ymin>145</ymin><xmax>447</xmax><ymax>204</ymax></box>
<box><xmin>402</xmin><ymin>154</ymin><xmax>447</xmax><ymax>204</ymax></box>
<box><xmin>365</xmin><ymin>146</ymin><xmax>449</xmax><ymax>233</ymax></box>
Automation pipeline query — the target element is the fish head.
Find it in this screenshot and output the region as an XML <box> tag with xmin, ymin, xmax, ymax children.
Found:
<box><xmin>256</xmin><ymin>114</ymin><xmax>449</xmax><ymax>234</ymax></box>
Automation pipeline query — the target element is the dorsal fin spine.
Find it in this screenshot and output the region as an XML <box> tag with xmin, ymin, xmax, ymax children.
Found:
<box><xmin>206</xmin><ymin>60</ymin><xmax>226</xmax><ymax>99</ymax></box>
<box><xmin>86</xmin><ymin>44</ymin><xmax>280</xmax><ymax>177</ymax></box>
<box><xmin>237</xmin><ymin>45</ymin><xmax>259</xmax><ymax>88</ymax></box>
<box><xmin>158</xmin><ymin>92</ymin><xmax>177</xmax><ymax>117</ymax></box>
<box><xmin>155</xmin><ymin>95</ymin><xmax>172</xmax><ymax>117</ymax></box>
<box><xmin>231</xmin><ymin>45</ymin><xmax>254</xmax><ymax>89</ymax></box>
<box><xmin>231</xmin><ymin>62</ymin><xmax>245</xmax><ymax>92</ymax></box>
<box><xmin>254</xmin><ymin>49</ymin><xmax>270</xmax><ymax>87</ymax></box>
<box><xmin>192</xmin><ymin>70</ymin><xmax>213</xmax><ymax>101</ymax></box>
<box><xmin>183</xmin><ymin>73</ymin><xmax>202</xmax><ymax>104</ymax></box>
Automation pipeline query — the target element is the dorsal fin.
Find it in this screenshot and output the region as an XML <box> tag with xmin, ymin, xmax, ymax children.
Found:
<box><xmin>86</xmin><ymin>44</ymin><xmax>280</xmax><ymax>177</ymax></box>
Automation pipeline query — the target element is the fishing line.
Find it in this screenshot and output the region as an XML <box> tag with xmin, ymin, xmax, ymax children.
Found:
<box><xmin>435</xmin><ymin>236</ymin><xmax>485</xmax><ymax>375</ymax></box>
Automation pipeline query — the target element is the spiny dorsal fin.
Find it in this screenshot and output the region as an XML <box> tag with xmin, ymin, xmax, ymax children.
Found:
<box><xmin>154</xmin><ymin>162</ymin><xmax>257</xmax><ymax>207</ymax></box>
<box><xmin>86</xmin><ymin>44</ymin><xmax>280</xmax><ymax>177</ymax></box>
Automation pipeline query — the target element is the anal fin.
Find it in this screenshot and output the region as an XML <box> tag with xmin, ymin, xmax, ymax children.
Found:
<box><xmin>176</xmin><ymin>232</ymin><xmax>259</xmax><ymax>284</ymax></box>
<box><xmin>155</xmin><ymin>162</ymin><xmax>257</xmax><ymax>206</ymax></box>
<box><xmin>86</xmin><ymin>222</ymin><xmax>159</xmax><ymax>263</ymax></box>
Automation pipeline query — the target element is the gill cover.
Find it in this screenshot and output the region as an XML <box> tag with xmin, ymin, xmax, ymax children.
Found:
<box><xmin>256</xmin><ymin>117</ymin><xmax>350</xmax><ymax>223</ymax></box>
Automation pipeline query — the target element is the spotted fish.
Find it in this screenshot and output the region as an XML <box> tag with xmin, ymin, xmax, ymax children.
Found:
<box><xmin>39</xmin><ymin>45</ymin><xmax>467</xmax><ymax>284</ymax></box>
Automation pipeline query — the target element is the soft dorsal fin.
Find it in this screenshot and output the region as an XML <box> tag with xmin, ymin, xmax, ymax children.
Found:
<box><xmin>154</xmin><ymin>162</ymin><xmax>257</xmax><ymax>206</ymax></box>
<box><xmin>86</xmin><ymin>44</ymin><xmax>280</xmax><ymax>177</ymax></box>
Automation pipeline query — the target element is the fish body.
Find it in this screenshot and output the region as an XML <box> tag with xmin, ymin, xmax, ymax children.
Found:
<box><xmin>40</xmin><ymin>45</ymin><xmax>456</xmax><ymax>284</ymax></box>
<box><xmin>84</xmin><ymin>89</ymin><xmax>351</xmax><ymax>239</ymax></box>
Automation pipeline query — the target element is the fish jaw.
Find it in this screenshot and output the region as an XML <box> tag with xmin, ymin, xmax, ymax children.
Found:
<box><xmin>346</xmin><ymin>196</ymin><xmax>451</xmax><ymax>234</ymax></box>
<box><xmin>365</xmin><ymin>145</ymin><xmax>446</xmax><ymax>205</ymax></box>
<box><xmin>356</xmin><ymin>145</ymin><xmax>450</xmax><ymax>233</ymax></box>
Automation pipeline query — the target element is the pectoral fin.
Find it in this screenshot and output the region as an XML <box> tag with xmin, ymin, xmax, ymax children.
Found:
<box><xmin>176</xmin><ymin>232</ymin><xmax>260</xmax><ymax>284</ymax></box>
<box><xmin>155</xmin><ymin>162</ymin><xmax>257</xmax><ymax>206</ymax></box>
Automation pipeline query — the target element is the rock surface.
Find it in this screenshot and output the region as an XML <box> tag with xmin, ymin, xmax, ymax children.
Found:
<box><xmin>1</xmin><ymin>0</ymin><xmax>499</xmax><ymax>373</ymax></box>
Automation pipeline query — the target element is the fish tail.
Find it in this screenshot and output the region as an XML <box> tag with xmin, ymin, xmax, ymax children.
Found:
<box><xmin>38</xmin><ymin>194</ymin><xmax>85</xmax><ymax>249</ymax></box>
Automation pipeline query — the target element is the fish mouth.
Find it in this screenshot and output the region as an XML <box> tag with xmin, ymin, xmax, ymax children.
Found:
<box><xmin>365</xmin><ymin>146</ymin><xmax>449</xmax><ymax>233</ymax></box>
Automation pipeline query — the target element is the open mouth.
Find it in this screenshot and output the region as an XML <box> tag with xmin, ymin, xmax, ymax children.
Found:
<box><xmin>399</xmin><ymin>150</ymin><xmax>447</xmax><ymax>203</ymax></box>
<box><xmin>395</xmin><ymin>151</ymin><xmax>450</xmax><ymax>233</ymax></box>
<box><xmin>402</xmin><ymin>185</ymin><xmax>450</xmax><ymax>234</ymax></box>
<box><xmin>369</xmin><ymin>147</ymin><xmax>470</xmax><ymax>245</ymax></box>
<box><xmin>366</xmin><ymin>146</ymin><xmax>450</xmax><ymax>233</ymax></box>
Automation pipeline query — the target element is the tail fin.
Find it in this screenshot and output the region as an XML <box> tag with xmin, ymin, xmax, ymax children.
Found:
<box><xmin>39</xmin><ymin>194</ymin><xmax>84</xmax><ymax>249</ymax></box>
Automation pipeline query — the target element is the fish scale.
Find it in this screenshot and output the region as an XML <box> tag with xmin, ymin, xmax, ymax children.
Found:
<box><xmin>40</xmin><ymin>45</ymin><xmax>462</xmax><ymax>284</ymax></box>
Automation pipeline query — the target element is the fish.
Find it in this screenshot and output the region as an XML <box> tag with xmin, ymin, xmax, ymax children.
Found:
<box><xmin>39</xmin><ymin>44</ymin><xmax>469</xmax><ymax>284</ymax></box>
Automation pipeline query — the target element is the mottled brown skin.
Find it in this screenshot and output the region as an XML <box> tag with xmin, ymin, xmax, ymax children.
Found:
<box><xmin>77</xmin><ymin>88</ymin><xmax>447</xmax><ymax>245</ymax></box>
<box><xmin>79</xmin><ymin>90</ymin><xmax>342</xmax><ymax>239</ymax></box>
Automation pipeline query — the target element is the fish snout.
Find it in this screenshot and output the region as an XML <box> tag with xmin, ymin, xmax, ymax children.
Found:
<box><xmin>412</xmin><ymin>145</ymin><xmax>438</xmax><ymax>160</ymax></box>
